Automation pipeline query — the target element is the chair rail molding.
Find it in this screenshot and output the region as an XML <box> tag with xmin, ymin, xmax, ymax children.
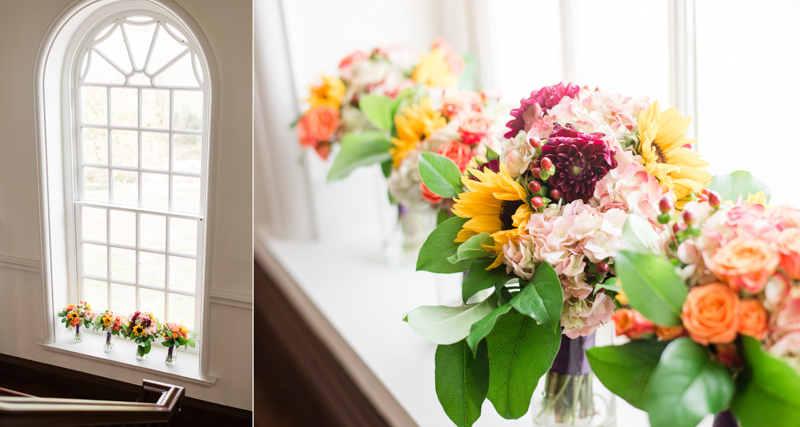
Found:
<box><xmin>0</xmin><ymin>255</ymin><xmax>41</xmax><ymax>273</ymax></box>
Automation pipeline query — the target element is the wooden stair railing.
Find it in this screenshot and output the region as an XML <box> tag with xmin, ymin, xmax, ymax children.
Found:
<box><xmin>0</xmin><ymin>379</ymin><xmax>185</xmax><ymax>427</ymax></box>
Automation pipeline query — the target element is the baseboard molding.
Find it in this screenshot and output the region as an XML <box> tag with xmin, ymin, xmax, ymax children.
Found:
<box><xmin>0</xmin><ymin>352</ymin><xmax>251</xmax><ymax>426</ymax></box>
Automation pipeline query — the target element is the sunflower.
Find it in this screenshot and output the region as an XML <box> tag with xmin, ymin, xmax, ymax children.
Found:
<box><xmin>306</xmin><ymin>74</ymin><xmax>345</xmax><ymax>109</ymax></box>
<box><xmin>413</xmin><ymin>48</ymin><xmax>458</xmax><ymax>88</ymax></box>
<box><xmin>67</xmin><ymin>312</ymin><xmax>79</xmax><ymax>321</ymax></box>
<box><xmin>132</xmin><ymin>325</ymin><xmax>144</xmax><ymax>337</ymax></box>
<box><xmin>389</xmin><ymin>98</ymin><xmax>446</xmax><ymax>167</ymax></box>
<box><xmin>638</xmin><ymin>101</ymin><xmax>712</xmax><ymax>206</ymax></box>
<box><xmin>452</xmin><ymin>161</ymin><xmax>531</xmax><ymax>269</ymax></box>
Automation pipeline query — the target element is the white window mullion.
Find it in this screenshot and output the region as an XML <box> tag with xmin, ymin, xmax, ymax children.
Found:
<box><xmin>669</xmin><ymin>0</ymin><xmax>698</xmax><ymax>139</ymax></box>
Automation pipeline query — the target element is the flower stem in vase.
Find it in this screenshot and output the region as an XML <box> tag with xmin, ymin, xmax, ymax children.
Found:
<box><xmin>103</xmin><ymin>331</ymin><xmax>114</xmax><ymax>353</ymax></box>
<box><xmin>73</xmin><ymin>324</ymin><xmax>83</xmax><ymax>343</ymax></box>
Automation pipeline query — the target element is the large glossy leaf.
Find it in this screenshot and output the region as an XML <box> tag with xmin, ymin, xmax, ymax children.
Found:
<box><xmin>509</xmin><ymin>263</ymin><xmax>563</xmax><ymax>333</ymax></box>
<box><xmin>644</xmin><ymin>338</ymin><xmax>734</xmax><ymax>427</ymax></box>
<box><xmin>708</xmin><ymin>170</ymin><xmax>771</xmax><ymax>204</ymax></box>
<box><xmin>615</xmin><ymin>250</ymin><xmax>687</xmax><ymax>326</ymax></box>
<box><xmin>586</xmin><ymin>340</ymin><xmax>669</xmax><ymax>410</ymax></box>
<box><xmin>417</xmin><ymin>217</ymin><xmax>471</xmax><ymax>274</ymax></box>
<box><xmin>452</xmin><ymin>233</ymin><xmax>494</xmax><ymax>262</ymax></box>
<box><xmin>461</xmin><ymin>258</ymin><xmax>512</xmax><ymax>304</ymax></box>
<box><xmin>622</xmin><ymin>213</ymin><xmax>661</xmax><ymax>255</ymax></box>
<box><xmin>435</xmin><ymin>339</ymin><xmax>490</xmax><ymax>427</ymax></box>
<box><xmin>326</xmin><ymin>131</ymin><xmax>392</xmax><ymax>182</ymax></box>
<box><xmin>731</xmin><ymin>336</ymin><xmax>800</xmax><ymax>427</ymax></box>
<box><xmin>359</xmin><ymin>94</ymin><xmax>395</xmax><ymax>131</ymax></box>
<box><xmin>419</xmin><ymin>152</ymin><xmax>462</xmax><ymax>198</ymax></box>
<box><xmin>485</xmin><ymin>313</ymin><xmax>561</xmax><ymax>419</ymax></box>
<box><xmin>465</xmin><ymin>303</ymin><xmax>512</xmax><ymax>357</ymax></box>
<box><xmin>406</xmin><ymin>294</ymin><xmax>498</xmax><ymax>345</ymax></box>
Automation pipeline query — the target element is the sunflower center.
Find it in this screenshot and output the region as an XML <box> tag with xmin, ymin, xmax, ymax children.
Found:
<box><xmin>499</xmin><ymin>200</ymin><xmax>524</xmax><ymax>230</ymax></box>
<box><xmin>652</xmin><ymin>142</ymin><xmax>668</xmax><ymax>163</ymax></box>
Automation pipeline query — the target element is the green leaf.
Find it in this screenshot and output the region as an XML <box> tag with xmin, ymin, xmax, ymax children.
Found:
<box><xmin>326</xmin><ymin>131</ymin><xmax>392</xmax><ymax>182</ymax></box>
<box><xmin>509</xmin><ymin>263</ymin><xmax>563</xmax><ymax>333</ymax></box>
<box><xmin>615</xmin><ymin>250</ymin><xmax>687</xmax><ymax>326</ymax></box>
<box><xmin>406</xmin><ymin>294</ymin><xmax>498</xmax><ymax>345</ymax></box>
<box><xmin>466</xmin><ymin>303</ymin><xmax>513</xmax><ymax>357</ymax></box>
<box><xmin>587</xmin><ymin>340</ymin><xmax>669</xmax><ymax>410</ymax></box>
<box><xmin>161</xmin><ymin>341</ymin><xmax>171</xmax><ymax>347</ymax></box>
<box><xmin>417</xmin><ymin>216</ymin><xmax>471</xmax><ymax>274</ymax></box>
<box><xmin>485</xmin><ymin>313</ymin><xmax>561</xmax><ymax>419</ymax></box>
<box><xmin>455</xmin><ymin>233</ymin><xmax>495</xmax><ymax>262</ymax></box>
<box><xmin>437</xmin><ymin>209</ymin><xmax>450</xmax><ymax>226</ymax></box>
<box><xmin>461</xmin><ymin>258</ymin><xmax>512</xmax><ymax>304</ymax></box>
<box><xmin>188</xmin><ymin>340</ymin><xmax>196</xmax><ymax>348</ymax></box>
<box><xmin>391</xmin><ymin>85</ymin><xmax>428</xmax><ymax>118</ymax></box>
<box><xmin>435</xmin><ymin>339</ymin><xmax>490</xmax><ymax>427</ymax></box>
<box><xmin>380</xmin><ymin>159</ymin><xmax>392</xmax><ymax>178</ymax></box>
<box><xmin>644</xmin><ymin>338</ymin><xmax>735</xmax><ymax>427</ymax></box>
<box><xmin>731</xmin><ymin>336</ymin><xmax>800</xmax><ymax>427</ymax></box>
<box><xmin>593</xmin><ymin>277</ymin><xmax>621</xmax><ymax>296</ymax></box>
<box><xmin>622</xmin><ymin>213</ymin><xmax>661</xmax><ymax>255</ymax></box>
<box><xmin>457</xmin><ymin>53</ymin><xmax>477</xmax><ymax>91</ymax></box>
<box><xmin>359</xmin><ymin>94</ymin><xmax>395</xmax><ymax>131</ymax></box>
<box><xmin>708</xmin><ymin>170</ymin><xmax>771</xmax><ymax>204</ymax></box>
<box><xmin>419</xmin><ymin>152</ymin><xmax>462</xmax><ymax>198</ymax></box>
<box><xmin>485</xmin><ymin>146</ymin><xmax>500</xmax><ymax>162</ymax></box>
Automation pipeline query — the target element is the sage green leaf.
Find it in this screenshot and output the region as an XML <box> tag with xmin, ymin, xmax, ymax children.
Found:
<box><xmin>644</xmin><ymin>338</ymin><xmax>734</xmax><ymax>427</ymax></box>
<box><xmin>417</xmin><ymin>217</ymin><xmax>471</xmax><ymax>274</ymax></box>
<box><xmin>622</xmin><ymin>213</ymin><xmax>661</xmax><ymax>255</ymax></box>
<box><xmin>462</xmin><ymin>258</ymin><xmax>512</xmax><ymax>303</ymax></box>
<box><xmin>615</xmin><ymin>250</ymin><xmax>687</xmax><ymax>326</ymax></box>
<box><xmin>509</xmin><ymin>263</ymin><xmax>563</xmax><ymax>333</ymax></box>
<box><xmin>456</xmin><ymin>233</ymin><xmax>495</xmax><ymax>261</ymax></box>
<box><xmin>359</xmin><ymin>94</ymin><xmax>395</xmax><ymax>131</ymax></box>
<box><xmin>406</xmin><ymin>295</ymin><xmax>498</xmax><ymax>345</ymax></box>
<box><xmin>326</xmin><ymin>131</ymin><xmax>392</xmax><ymax>182</ymax></box>
<box><xmin>731</xmin><ymin>336</ymin><xmax>800</xmax><ymax>427</ymax></box>
<box><xmin>380</xmin><ymin>159</ymin><xmax>392</xmax><ymax>178</ymax></box>
<box><xmin>466</xmin><ymin>303</ymin><xmax>512</xmax><ymax>357</ymax></box>
<box><xmin>161</xmin><ymin>341</ymin><xmax>171</xmax><ymax>347</ymax></box>
<box><xmin>708</xmin><ymin>170</ymin><xmax>771</xmax><ymax>204</ymax></box>
<box><xmin>435</xmin><ymin>339</ymin><xmax>490</xmax><ymax>427</ymax></box>
<box><xmin>586</xmin><ymin>340</ymin><xmax>669</xmax><ymax>410</ymax></box>
<box><xmin>419</xmin><ymin>152</ymin><xmax>462</xmax><ymax>198</ymax></box>
<box><xmin>485</xmin><ymin>313</ymin><xmax>561</xmax><ymax>419</ymax></box>
<box><xmin>485</xmin><ymin>146</ymin><xmax>500</xmax><ymax>162</ymax></box>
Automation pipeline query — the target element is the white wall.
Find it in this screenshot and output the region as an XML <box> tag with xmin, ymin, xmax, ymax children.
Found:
<box><xmin>0</xmin><ymin>0</ymin><xmax>252</xmax><ymax>410</ymax></box>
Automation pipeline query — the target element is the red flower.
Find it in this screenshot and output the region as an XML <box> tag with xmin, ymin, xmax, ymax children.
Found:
<box><xmin>420</xmin><ymin>183</ymin><xmax>442</xmax><ymax>204</ymax></box>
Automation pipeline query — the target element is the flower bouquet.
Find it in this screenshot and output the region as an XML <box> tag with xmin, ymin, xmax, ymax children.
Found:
<box><xmin>587</xmin><ymin>181</ymin><xmax>800</xmax><ymax>427</ymax></box>
<box><xmin>93</xmin><ymin>310</ymin><xmax>125</xmax><ymax>352</ymax></box>
<box><xmin>404</xmin><ymin>82</ymin><xmax>715</xmax><ymax>426</ymax></box>
<box><xmin>57</xmin><ymin>301</ymin><xmax>95</xmax><ymax>342</ymax></box>
<box><xmin>121</xmin><ymin>311</ymin><xmax>160</xmax><ymax>360</ymax></box>
<box><xmin>160</xmin><ymin>322</ymin><xmax>196</xmax><ymax>365</ymax></box>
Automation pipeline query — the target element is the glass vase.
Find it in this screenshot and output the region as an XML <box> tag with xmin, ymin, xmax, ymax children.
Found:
<box><xmin>165</xmin><ymin>346</ymin><xmax>178</xmax><ymax>366</ymax></box>
<box><xmin>103</xmin><ymin>332</ymin><xmax>115</xmax><ymax>353</ymax></box>
<box><xmin>713</xmin><ymin>410</ymin><xmax>739</xmax><ymax>427</ymax></box>
<box><xmin>533</xmin><ymin>332</ymin><xmax>616</xmax><ymax>427</ymax></box>
<box><xmin>382</xmin><ymin>204</ymin><xmax>437</xmax><ymax>264</ymax></box>
<box><xmin>135</xmin><ymin>344</ymin><xmax>147</xmax><ymax>361</ymax></box>
<box><xmin>72</xmin><ymin>324</ymin><xmax>83</xmax><ymax>343</ymax></box>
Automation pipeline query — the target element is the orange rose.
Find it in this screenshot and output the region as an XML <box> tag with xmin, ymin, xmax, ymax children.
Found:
<box><xmin>776</xmin><ymin>228</ymin><xmax>800</xmax><ymax>279</ymax></box>
<box><xmin>297</xmin><ymin>106</ymin><xmax>339</xmax><ymax>149</ymax></box>
<box><xmin>737</xmin><ymin>298</ymin><xmax>768</xmax><ymax>340</ymax></box>
<box><xmin>655</xmin><ymin>325</ymin><xmax>687</xmax><ymax>340</ymax></box>
<box><xmin>420</xmin><ymin>183</ymin><xmax>443</xmax><ymax>204</ymax></box>
<box><xmin>612</xmin><ymin>309</ymin><xmax>654</xmax><ymax>339</ymax></box>
<box><xmin>681</xmin><ymin>283</ymin><xmax>740</xmax><ymax>346</ymax></box>
<box><xmin>457</xmin><ymin>112</ymin><xmax>493</xmax><ymax>146</ymax></box>
<box><xmin>437</xmin><ymin>140</ymin><xmax>473</xmax><ymax>172</ymax></box>
<box><xmin>708</xmin><ymin>237</ymin><xmax>779</xmax><ymax>293</ymax></box>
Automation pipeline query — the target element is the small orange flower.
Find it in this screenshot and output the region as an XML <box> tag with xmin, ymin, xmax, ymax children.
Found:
<box><xmin>737</xmin><ymin>298</ymin><xmax>768</xmax><ymax>340</ymax></box>
<box><xmin>655</xmin><ymin>325</ymin><xmax>687</xmax><ymax>340</ymax></box>
<box><xmin>708</xmin><ymin>237</ymin><xmax>779</xmax><ymax>293</ymax></box>
<box><xmin>681</xmin><ymin>283</ymin><xmax>739</xmax><ymax>346</ymax></box>
<box><xmin>612</xmin><ymin>309</ymin><xmax>655</xmax><ymax>339</ymax></box>
<box><xmin>776</xmin><ymin>228</ymin><xmax>800</xmax><ymax>280</ymax></box>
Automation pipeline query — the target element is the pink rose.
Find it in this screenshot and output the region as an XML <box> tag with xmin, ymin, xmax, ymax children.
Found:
<box><xmin>777</xmin><ymin>228</ymin><xmax>800</xmax><ymax>279</ymax></box>
<box><xmin>457</xmin><ymin>112</ymin><xmax>493</xmax><ymax>146</ymax></box>
<box><xmin>437</xmin><ymin>140</ymin><xmax>473</xmax><ymax>172</ymax></box>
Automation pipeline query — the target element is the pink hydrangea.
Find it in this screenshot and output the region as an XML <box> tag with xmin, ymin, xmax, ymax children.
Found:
<box><xmin>561</xmin><ymin>293</ymin><xmax>616</xmax><ymax>339</ymax></box>
<box><xmin>593</xmin><ymin>162</ymin><xmax>664</xmax><ymax>219</ymax></box>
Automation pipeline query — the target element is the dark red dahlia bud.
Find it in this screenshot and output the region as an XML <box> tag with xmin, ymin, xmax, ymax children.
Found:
<box><xmin>658</xmin><ymin>196</ymin><xmax>674</xmax><ymax>214</ymax></box>
<box><xmin>708</xmin><ymin>190</ymin><xmax>721</xmax><ymax>207</ymax></box>
<box><xmin>532</xmin><ymin>167</ymin><xmax>542</xmax><ymax>179</ymax></box>
<box><xmin>528</xmin><ymin>180</ymin><xmax>541</xmax><ymax>193</ymax></box>
<box><xmin>540</xmin><ymin>157</ymin><xmax>553</xmax><ymax>171</ymax></box>
<box><xmin>550</xmin><ymin>188</ymin><xmax>562</xmax><ymax>200</ymax></box>
<box><xmin>596</xmin><ymin>261</ymin><xmax>609</xmax><ymax>275</ymax></box>
<box><xmin>683</xmin><ymin>209</ymin><xmax>697</xmax><ymax>226</ymax></box>
<box><xmin>531</xmin><ymin>196</ymin><xmax>543</xmax><ymax>208</ymax></box>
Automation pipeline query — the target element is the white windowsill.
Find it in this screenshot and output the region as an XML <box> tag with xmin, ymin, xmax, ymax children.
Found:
<box><xmin>40</xmin><ymin>331</ymin><xmax>216</xmax><ymax>387</ymax></box>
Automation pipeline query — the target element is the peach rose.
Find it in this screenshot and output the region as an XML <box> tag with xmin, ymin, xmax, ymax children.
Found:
<box><xmin>297</xmin><ymin>106</ymin><xmax>339</xmax><ymax>148</ymax></box>
<box><xmin>437</xmin><ymin>140</ymin><xmax>473</xmax><ymax>172</ymax></box>
<box><xmin>420</xmin><ymin>183</ymin><xmax>442</xmax><ymax>204</ymax></box>
<box><xmin>777</xmin><ymin>228</ymin><xmax>800</xmax><ymax>280</ymax></box>
<box><xmin>612</xmin><ymin>309</ymin><xmax>655</xmax><ymax>339</ymax></box>
<box><xmin>655</xmin><ymin>325</ymin><xmax>687</xmax><ymax>340</ymax></box>
<box><xmin>737</xmin><ymin>298</ymin><xmax>768</xmax><ymax>340</ymax></box>
<box><xmin>457</xmin><ymin>112</ymin><xmax>493</xmax><ymax>146</ymax></box>
<box><xmin>709</xmin><ymin>237</ymin><xmax>779</xmax><ymax>293</ymax></box>
<box><xmin>681</xmin><ymin>283</ymin><xmax>740</xmax><ymax>346</ymax></box>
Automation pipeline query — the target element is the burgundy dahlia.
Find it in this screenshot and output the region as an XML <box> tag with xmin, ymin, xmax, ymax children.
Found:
<box><xmin>504</xmin><ymin>82</ymin><xmax>581</xmax><ymax>138</ymax></box>
<box><xmin>469</xmin><ymin>159</ymin><xmax>500</xmax><ymax>181</ymax></box>
<box><xmin>541</xmin><ymin>124</ymin><xmax>617</xmax><ymax>203</ymax></box>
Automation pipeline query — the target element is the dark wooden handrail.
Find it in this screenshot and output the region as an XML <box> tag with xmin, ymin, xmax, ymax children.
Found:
<box><xmin>0</xmin><ymin>379</ymin><xmax>185</xmax><ymax>427</ymax></box>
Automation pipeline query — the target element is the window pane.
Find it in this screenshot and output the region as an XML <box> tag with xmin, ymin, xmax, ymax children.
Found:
<box><xmin>83</xmin><ymin>167</ymin><xmax>109</xmax><ymax>203</ymax></box>
<box><xmin>83</xmin><ymin>279</ymin><xmax>108</xmax><ymax>313</ymax></box>
<box><xmin>142</xmin><ymin>172</ymin><xmax>169</xmax><ymax>210</ymax></box>
<box><xmin>82</xmin><ymin>206</ymin><xmax>107</xmax><ymax>243</ymax></box>
<box><xmin>110</xmin><ymin>88</ymin><xmax>138</xmax><ymax>127</ymax></box>
<box><xmin>82</xmin><ymin>128</ymin><xmax>108</xmax><ymax>165</ymax></box>
<box><xmin>124</xmin><ymin>22</ymin><xmax>156</xmax><ymax>70</ymax></box>
<box><xmin>109</xmin><ymin>210</ymin><xmax>136</xmax><ymax>246</ymax></box>
<box><xmin>174</xmin><ymin>91</ymin><xmax>203</xmax><ymax>130</ymax></box>
<box><xmin>139</xmin><ymin>251</ymin><xmax>165</xmax><ymax>287</ymax></box>
<box><xmin>84</xmin><ymin>51</ymin><xmax>125</xmax><ymax>85</ymax></box>
<box><xmin>168</xmin><ymin>256</ymin><xmax>195</xmax><ymax>293</ymax></box>
<box><xmin>147</xmin><ymin>25</ymin><xmax>188</xmax><ymax>75</ymax></box>
<box><xmin>140</xmin><ymin>288</ymin><xmax>165</xmax><ymax>322</ymax></box>
<box><xmin>140</xmin><ymin>214</ymin><xmax>166</xmax><ymax>251</ymax></box>
<box><xmin>110</xmin><ymin>247</ymin><xmax>136</xmax><ymax>283</ymax></box>
<box><xmin>81</xmin><ymin>87</ymin><xmax>108</xmax><ymax>125</ymax></box>
<box><xmin>111</xmin><ymin>283</ymin><xmax>136</xmax><ymax>316</ymax></box>
<box><xmin>142</xmin><ymin>132</ymin><xmax>169</xmax><ymax>170</ymax></box>
<box><xmin>95</xmin><ymin>26</ymin><xmax>132</xmax><ymax>74</ymax></box>
<box><xmin>111</xmin><ymin>130</ymin><xmax>138</xmax><ymax>167</ymax></box>
<box><xmin>169</xmin><ymin>218</ymin><xmax>197</xmax><ymax>255</ymax></box>
<box><xmin>142</xmin><ymin>89</ymin><xmax>169</xmax><ymax>129</ymax></box>
<box><xmin>168</xmin><ymin>293</ymin><xmax>195</xmax><ymax>330</ymax></box>
<box><xmin>154</xmin><ymin>53</ymin><xmax>200</xmax><ymax>87</ymax></box>
<box><xmin>173</xmin><ymin>134</ymin><xmax>201</xmax><ymax>173</ymax></box>
<box><xmin>83</xmin><ymin>243</ymin><xmax>107</xmax><ymax>278</ymax></box>
<box><xmin>172</xmin><ymin>176</ymin><xmax>200</xmax><ymax>213</ymax></box>
<box><xmin>112</xmin><ymin>170</ymin><xmax>138</xmax><ymax>206</ymax></box>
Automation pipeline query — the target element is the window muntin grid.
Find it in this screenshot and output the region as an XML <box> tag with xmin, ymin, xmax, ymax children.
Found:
<box><xmin>74</xmin><ymin>13</ymin><xmax>207</xmax><ymax>333</ymax></box>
